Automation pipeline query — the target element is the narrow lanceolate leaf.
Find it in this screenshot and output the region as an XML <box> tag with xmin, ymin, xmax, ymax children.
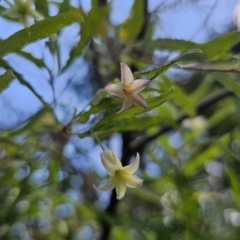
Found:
<box><xmin>109</xmin><ymin>87</ymin><xmax>175</xmax><ymax>121</ymax></box>
<box><xmin>183</xmin><ymin>134</ymin><xmax>229</xmax><ymax>176</ymax></box>
<box><xmin>134</xmin><ymin>31</ymin><xmax>240</xmax><ymax>60</ymax></box>
<box><xmin>58</xmin><ymin>0</ymin><xmax>70</xmax><ymax>14</ymax></box>
<box><xmin>225</xmin><ymin>159</ymin><xmax>240</xmax><ymax>208</ymax></box>
<box><xmin>0</xmin><ymin>69</ymin><xmax>15</xmax><ymax>93</ymax></box>
<box><xmin>78</xmin><ymin>90</ymin><xmax>108</xmax><ymax>123</ymax></box>
<box><xmin>78</xmin><ymin>87</ymin><xmax>175</xmax><ymax>138</ymax></box>
<box><xmin>16</xmin><ymin>50</ymin><xmax>45</xmax><ymax>67</ymax></box>
<box><xmin>159</xmin><ymin>76</ymin><xmax>196</xmax><ymax>116</ymax></box>
<box><xmin>85</xmin><ymin>115</ymin><xmax>177</xmax><ymax>140</ymax></box>
<box><xmin>62</xmin><ymin>2</ymin><xmax>107</xmax><ymax>71</ymax></box>
<box><xmin>35</xmin><ymin>0</ymin><xmax>49</xmax><ymax>17</ymax></box>
<box><xmin>0</xmin><ymin>12</ymin><xmax>83</xmax><ymax>57</ymax></box>
<box><xmin>119</xmin><ymin>0</ymin><xmax>144</xmax><ymax>42</ymax></box>
<box><xmin>209</xmin><ymin>72</ymin><xmax>240</xmax><ymax>97</ymax></box>
<box><xmin>175</xmin><ymin>61</ymin><xmax>240</xmax><ymax>74</ymax></box>
<box><xmin>134</xmin><ymin>49</ymin><xmax>202</xmax><ymax>80</ymax></box>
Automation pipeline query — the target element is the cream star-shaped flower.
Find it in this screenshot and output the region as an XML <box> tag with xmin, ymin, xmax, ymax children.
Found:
<box><xmin>94</xmin><ymin>149</ymin><xmax>143</xmax><ymax>199</ymax></box>
<box><xmin>105</xmin><ymin>62</ymin><xmax>150</xmax><ymax>113</ymax></box>
<box><xmin>3</xmin><ymin>0</ymin><xmax>43</xmax><ymax>28</ymax></box>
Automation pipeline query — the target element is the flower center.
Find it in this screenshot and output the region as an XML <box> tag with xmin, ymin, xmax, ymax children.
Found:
<box><xmin>114</xmin><ymin>170</ymin><xmax>126</xmax><ymax>184</ymax></box>
<box><xmin>19</xmin><ymin>7</ymin><xmax>27</xmax><ymax>15</ymax></box>
<box><xmin>123</xmin><ymin>88</ymin><xmax>130</xmax><ymax>95</ymax></box>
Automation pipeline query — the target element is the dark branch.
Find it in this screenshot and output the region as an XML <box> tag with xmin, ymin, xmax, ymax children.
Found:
<box><xmin>99</xmin><ymin>132</ymin><xmax>135</xmax><ymax>240</ymax></box>
<box><xmin>99</xmin><ymin>1</ymin><xmax>149</xmax><ymax>239</ymax></box>
<box><xmin>136</xmin><ymin>0</ymin><xmax>149</xmax><ymax>40</ymax></box>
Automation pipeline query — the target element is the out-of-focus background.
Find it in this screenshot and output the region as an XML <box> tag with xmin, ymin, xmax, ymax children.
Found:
<box><xmin>1</xmin><ymin>0</ymin><xmax>240</xmax><ymax>239</ymax></box>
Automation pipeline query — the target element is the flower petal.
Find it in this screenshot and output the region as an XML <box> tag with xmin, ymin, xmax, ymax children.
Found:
<box><xmin>19</xmin><ymin>15</ymin><xmax>29</xmax><ymax>28</ymax></box>
<box><xmin>94</xmin><ymin>178</ymin><xmax>115</xmax><ymax>192</ymax></box>
<box><xmin>117</xmin><ymin>93</ymin><xmax>132</xmax><ymax>113</ymax></box>
<box><xmin>124</xmin><ymin>174</ymin><xmax>143</xmax><ymax>188</ymax></box>
<box><xmin>29</xmin><ymin>9</ymin><xmax>43</xmax><ymax>20</ymax></box>
<box><xmin>115</xmin><ymin>180</ymin><xmax>127</xmax><ymax>200</ymax></box>
<box><xmin>125</xmin><ymin>79</ymin><xmax>150</xmax><ymax>93</ymax></box>
<box><xmin>131</xmin><ymin>93</ymin><xmax>148</xmax><ymax>109</ymax></box>
<box><xmin>122</xmin><ymin>153</ymin><xmax>140</xmax><ymax>174</ymax></box>
<box><xmin>105</xmin><ymin>83</ymin><xmax>123</xmax><ymax>98</ymax></box>
<box><xmin>101</xmin><ymin>150</ymin><xmax>122</xmax><ymax>167</ymax></box>
<box><xmin>3</xmin><ymin>8</ymin><xmax>18</xmax><ymax>18</ymax></box>
<box><xmin>120</xmin><ymin>62</ymin><xmax>134</xmax><ymax>85</ymax></box>
<box><xmin>101</xmin><ymin>157</ymin><xmax>119</xmax><ymax>176</ymax></box>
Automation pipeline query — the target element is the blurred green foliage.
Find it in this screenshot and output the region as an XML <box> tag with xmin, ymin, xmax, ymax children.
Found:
<box><xmin>0</xmin><ymin>0</ymin><xmax>240</xmax><ymax>239</ymax></box>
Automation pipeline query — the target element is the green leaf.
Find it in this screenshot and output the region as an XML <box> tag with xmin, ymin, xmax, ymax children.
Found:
<box><xmin>16</xmin><ymin>50</ymin><xmax>45</xmax><ymax>67</ymax></box>
<box><xmin>183</xmin><ymin>143</ymin><xmax>221</xmax><ymax>176</ymax></box>
<box><xmin>183</xmin><ymin>134</ymin><xmax>229</xmax><ymax>176</ymax></box>
<box><xmin>78</xmin><ymin>87</ymin><xmax>174</xmax><ymax>138</ymax></box>
<box><xmin>62</xmin><ymin>1</ymin><xmax>107</xmax><ymax>71</ymax></box>
<box><xmin>0</xmin><ymin>12</ymin><xmax>83</xmax><ymax>57</ymax></box>
<box><xmin>159</xmin><ymin>76</ymin><xmax>196</xmax><ymax>116</ymax></box>
<box><xmin>134</xmin><ymin>31</ymin><xmax>240</xmax><ymax>61</ymax></box>
<box><xmin>190</xmin><ymin>75</ymin><xmax>214</xmax><ymax>103</ymax></box>
<box><xmin>90</xmin><ymin>115</ymin><xmax>177</xmax><ymax>139</ymax></box>
<box><xmin>105</xmin><ymin>87</ymin><xmax>174</xmax><ymax>120</ymax></box>
<box><xmin>225</xmin><ymin>159</ymin><xmax>240</xmax><ymax>208</ymax></box>
<box><xmin>208</xmin><ymin>104</ymin><xmax>236</xmax><ymax>128</ymax></box>
<box><xmin>35</xmin><ymin>0</ymin><xmax>49</xmax><ymax>17</ymax></box>
<box><xmin>78</xmin><ymin>91</ymin><xmax>107</xmax><ymax>123</ymax></box>
<box><xmin>120</xmin><ymin>0</ymin><xmax>144</xmax><ymax>42</ymax></box>
<box><xmin>176</xmin><ymin>60</ymin><xmax>240</xmax><ymax>74</ymax></box>
<box><xmin>58</xmin><ymin>0</ymin><xmax>70</xmax><ymax>14</ymax></box>
<box><xmin>210</xmin><ymin>72</ymin><xmax>240</xmax><ymax>97</ymax></box>
<box><xmin>134</xmin><ymin>49</ymin><xmax>202</xmax><ymax>80</ymax></box>
<box><xmin>0</xmin><ymin>69</ymin><xmax>15</xmax><ymax>93</ymax></box>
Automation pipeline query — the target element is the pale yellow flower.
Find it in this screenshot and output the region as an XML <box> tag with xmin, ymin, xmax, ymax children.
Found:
<box><xmin>94</xmin><ymin>149</ymin><xmax>143</xmax><ymax>199</ymax></box>
<box><xmin>3</xmin><ymin>0</ymin><xmax>43</xmax><ymax>27</ymax></box>
<box><xmin>105</xmin><ymin>62</ymin><xmax>150</xmax><ymax>113</ymax></box>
